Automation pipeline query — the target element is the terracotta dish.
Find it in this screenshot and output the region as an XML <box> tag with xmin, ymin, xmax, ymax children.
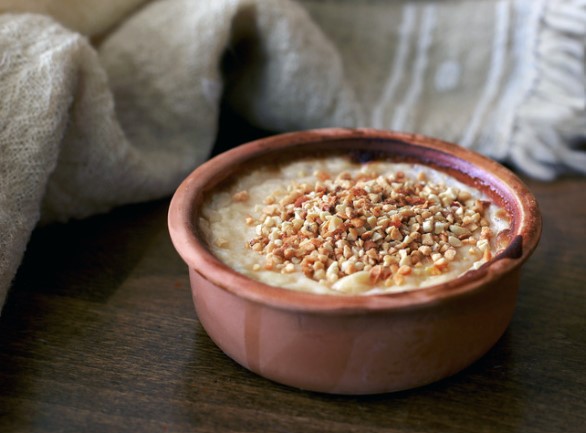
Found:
<box><xmin>168</xmin><ymin>128</ymin><xmax>541</xmax><ymax>394</ymax></box>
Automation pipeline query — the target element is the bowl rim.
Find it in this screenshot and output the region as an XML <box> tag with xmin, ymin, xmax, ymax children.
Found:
<box><xmin>168</xmin><ymin>128</ymin><xmax>542</xmax><ymax>314</ymax></box>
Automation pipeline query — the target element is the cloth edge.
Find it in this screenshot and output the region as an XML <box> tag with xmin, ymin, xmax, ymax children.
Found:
<box><xmin>510</xmin><ymin>0</ymin><xmax>586</xmax><ymax>180</ymax></box>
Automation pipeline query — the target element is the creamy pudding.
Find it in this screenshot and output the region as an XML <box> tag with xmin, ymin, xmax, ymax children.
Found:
<box><xmin>199</xmin><ymin>155</ymin><xmax>511</xmax><ymax>295</ymax></box>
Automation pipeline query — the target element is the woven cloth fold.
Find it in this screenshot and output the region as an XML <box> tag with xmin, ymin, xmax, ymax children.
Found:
<box><xmin>1</xmin><ymin>0</ymin><xmax>585</xmax><ymax>310</ymax></box>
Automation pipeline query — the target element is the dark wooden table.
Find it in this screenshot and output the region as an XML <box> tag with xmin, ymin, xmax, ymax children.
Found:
<box><xmin>1</xmin><ymin>120</ymin><xmax>585</xmax><ymax>432</ymax></box>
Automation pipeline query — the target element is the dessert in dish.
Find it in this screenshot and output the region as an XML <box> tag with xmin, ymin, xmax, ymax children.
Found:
<box><xmin>199</xmin><ymin>155</ymin><xmax>511</xmax><ymax>295</ymax></box>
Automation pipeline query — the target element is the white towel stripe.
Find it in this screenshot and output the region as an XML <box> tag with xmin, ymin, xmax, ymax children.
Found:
<box><xmin>372</xmin><ymin>4</ymin><xmax>416</xmax><ymax>129</ymax></box>
<box><xmin>461</xmin><ymin>1</ymin><xmax>510</xmax><ymax>148</ymax></box>
<box><xmin>493</xmin><ymin>0</ymin><xmax>546</xmax><ymax>160</ymax></box>
<box><xmin>391</xmin><ymin>4</ymin><xmax>436</xmax><ymax>131</ymax></box>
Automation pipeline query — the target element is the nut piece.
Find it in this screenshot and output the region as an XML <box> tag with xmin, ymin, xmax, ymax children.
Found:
<box><xmin>232</xmin><ymin>190</ymin><xmax>249</xmax><ymax>202</ymax></box>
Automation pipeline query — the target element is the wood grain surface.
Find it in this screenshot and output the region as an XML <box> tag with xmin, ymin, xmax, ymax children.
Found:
<box><xmin>1</xmin><ymin>116</ymin><xmax>585</xmax><ymax>432</ymax></box>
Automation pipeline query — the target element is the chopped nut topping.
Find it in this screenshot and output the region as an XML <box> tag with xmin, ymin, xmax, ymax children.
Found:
<box><xmin>244</xmin><ymin>166</ymin><xmax>496</xmax><ymax>292</ymax></box>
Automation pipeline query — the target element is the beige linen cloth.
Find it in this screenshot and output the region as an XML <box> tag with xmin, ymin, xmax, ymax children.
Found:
<box><xmin>1</xmin><ymin>0</ymin><xmax>585</xmax><ymax>310</ymax></box>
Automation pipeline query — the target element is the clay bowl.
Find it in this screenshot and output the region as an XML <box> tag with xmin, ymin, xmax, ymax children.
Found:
<box><xmin>168</xmin><ymin>128</ymin><xmax>541</xmax><ymax>395</ymax></box>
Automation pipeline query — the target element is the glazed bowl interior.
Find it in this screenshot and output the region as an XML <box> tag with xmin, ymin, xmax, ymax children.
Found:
<box><xmin>168</xmin><ymin>128</ymin><xmax>541</xmax><ymax>313</ymax></box>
